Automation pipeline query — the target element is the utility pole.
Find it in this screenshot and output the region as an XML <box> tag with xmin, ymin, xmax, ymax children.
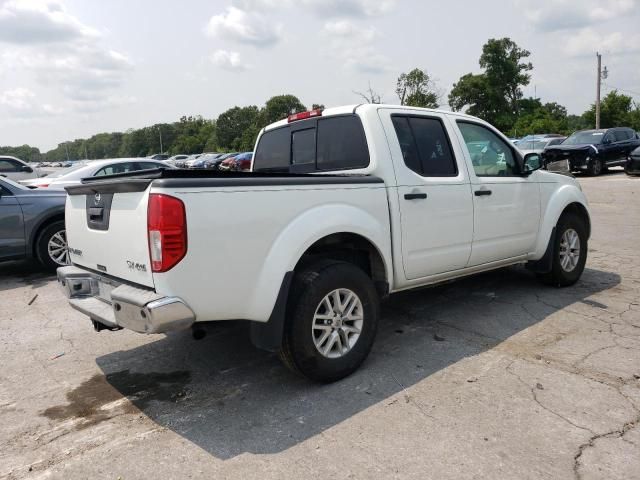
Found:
<box><xmin>64</xmin><ymin>142</ymin><xmax>70</xmax><ymax>161</ymax></box>
<box><xmin>596</xmin><ymin>52</ymin><xmax>601</xmax><ymax>129</ymax></box>
<box><xmin>158</xmin><ymin>127</ymin><xmax>163</xmax><ymax>154</ymax></box>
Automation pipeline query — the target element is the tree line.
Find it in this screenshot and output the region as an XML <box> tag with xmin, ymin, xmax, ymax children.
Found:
<box><xmin>2</xmin><ymin>37</ymin><xmax>640</xmax><ymax>162</ymax></box>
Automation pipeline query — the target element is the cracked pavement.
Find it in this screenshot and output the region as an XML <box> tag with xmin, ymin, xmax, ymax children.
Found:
<box><xmin>1</xmin><ymin>170</ymin><xmax>639</xmax><ymax>479</ymax></box>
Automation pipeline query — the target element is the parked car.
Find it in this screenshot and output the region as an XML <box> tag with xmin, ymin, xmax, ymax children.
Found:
<box><xmin>0</xmin><ymin>177</ymin><xmax>68</xmax><ymax>269</ymax></box>
<box><xmin>19</xmin><ymin>158</ymin><xmax>172</xmax><ymax>189</ymax></box>
<box><xmin>543</xmin><ymin>127</ymin><xmax>640</xmax><ymax>176</ymax></box>
<box><xmin>164</xmin><ymin>155</ymin><xmax>188</xmax><ymax>166</ymax></box>
<box><xmin>625</xmin><ymin>145</ymin><xmax>640</xmax><ymax>175</ymax></box>
<box><xmin>218</xmin><ymin>152</ymin><xmax>253</xmax><ymax>171</ymax></box>
<box><xmin>235</xmin><ymin>152</ymin><xmax>253</xmax><ymax>171</ymax></box>
<box><xmin>515</xmin><ymin>134</ymin><xmax>563</xmax><ymax>147</ymax></box>
<box><xmin>175</xmin><ymin>155</ymin><xmax>197</xmax><ymax>168</ymax></box>
<box><xmin>58</xmin><ymin>104</ymin><xmax>590</xmax><ymax>383</ymax></box>
<box><xmin>517</xmin><ymin>137</ymin><xmax>566</xmax><ymax>155</ymax></box>
<box><xmin>149</xmin><ymin>154</ymin><xmax>170</xmax><ymax>161</ymax></box>
<box><xmin>0</xmin><ymin>156</ymin><xmax>40</xmax><ymax>182</ymax></box>
<box><xmin>204</xmin><ymin>152</ymin><xmax>238</xmax><ymax>170</ymax></box>
<box><xmin>185</xmin><ymin>153</ymin><xmax>216</xmax><ymax>169</ymax></box>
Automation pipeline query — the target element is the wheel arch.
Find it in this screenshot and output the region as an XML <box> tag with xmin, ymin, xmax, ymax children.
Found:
<box><xmin>249</xmin><ymin>204</ymin><xmax>391</xmax><ymax>352</ymax></box>
<box><xmin>29</xmin><ymin>212</ymin><xmax>65</xmax><ymax>260</ymax></box>
<box><xmin>533</xmin><ymin>184</ymin><xmax>591</xmax><ymax>260</ymax></box>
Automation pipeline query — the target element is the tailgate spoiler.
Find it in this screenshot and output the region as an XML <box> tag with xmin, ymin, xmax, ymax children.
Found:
<box><xmin>65</xmin><ymin>168</ymin><xmax>383</xmax><ymax>195</ymax></box>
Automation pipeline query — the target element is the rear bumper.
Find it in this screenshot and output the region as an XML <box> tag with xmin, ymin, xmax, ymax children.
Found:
<box><xmin>57</xmin><ymin>265</ymin><xmax>195</xmax><ymax>334</ymax></box>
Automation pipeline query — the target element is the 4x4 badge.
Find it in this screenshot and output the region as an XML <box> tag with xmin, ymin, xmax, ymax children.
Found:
<box><xmin>94</xmin><ymin>192</ymin><xmax>101</xmax><ymax>205</ymax></box>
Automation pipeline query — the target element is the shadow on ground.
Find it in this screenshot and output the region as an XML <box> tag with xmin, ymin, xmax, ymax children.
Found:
<box><xmin>0</xmin><ymin>260</ymin><xmax>54</xmax><ymax>293</ymax></box>
<box><xmin>55</xmin><ymin>265</ymin><xmax>619</xmax><ymax>460</ymax></box>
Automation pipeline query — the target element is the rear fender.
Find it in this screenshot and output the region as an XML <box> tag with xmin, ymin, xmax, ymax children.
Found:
<box><xmin>246</xmin><ymin>203</ymin><xmax>391</xmax><ymax>320</ymax></box>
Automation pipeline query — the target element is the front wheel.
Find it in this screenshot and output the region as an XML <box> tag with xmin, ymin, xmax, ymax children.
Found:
<box><xmin>588</xmin><ymin>157</ymin><xmax>603</xmax><ymax>176</ymax></box>
<box><xmin>279</xmin><ymin>261</ymin><xmax>380</xmax><ymax>382</ymax></box>
<box><xmin>36</xmin><ymin>221</ymin><xmax>70</xmax><ymax>271</ymax></box>
<box><xmin>537</xmin><ymin>213</ymin><xmax>588</xmax><ymax>287</ymax></box>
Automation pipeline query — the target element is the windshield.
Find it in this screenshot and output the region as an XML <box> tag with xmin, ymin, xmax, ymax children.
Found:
<box><xmin>518</xmin><ymin>140</ymin><xmax>549</xmax><ymax>150</ymax></box>
<box><xmin>564</xmin><ymin>131</ymin><xmax>605</xmax><ymax>145</ymax></box>
<box><xmin>41</xmin><ymin>163</ymin><xmax>87</xmax><ymax>178</ymax></box>
<box><xmin>0</xmin><ymin>176</ymin><xmax>29</xmax><ymax>190</ymax></box>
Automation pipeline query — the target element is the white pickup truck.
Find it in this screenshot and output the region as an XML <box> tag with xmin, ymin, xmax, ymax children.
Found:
<box><xmin>58</xmin><ymin>104</ymin><xmax>591</xmax><ymax>382</ymax></box>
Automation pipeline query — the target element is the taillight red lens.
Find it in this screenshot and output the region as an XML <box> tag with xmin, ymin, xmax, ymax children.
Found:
<box><xmin>147</xmin><ymin>194</ymin><xmax>187</xmax><ymax>273</ymax></box>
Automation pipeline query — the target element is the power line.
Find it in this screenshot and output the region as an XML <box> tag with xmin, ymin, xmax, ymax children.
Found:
<box><xmin>602</xmin><ymin>82</ymin><xmax>640</xmax><ymax>98</ymax></box>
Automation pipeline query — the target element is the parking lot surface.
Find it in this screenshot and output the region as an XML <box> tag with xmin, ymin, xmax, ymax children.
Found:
<box><xmin>1</xmin><ymin>170</ymin><xmax>639</xmax><ymax>480</ymax></box>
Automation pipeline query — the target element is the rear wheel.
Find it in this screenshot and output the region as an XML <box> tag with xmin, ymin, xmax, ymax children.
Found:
<box><xmin>36</xmin><ymin>221</ymin><xmax>69</xmax><ymax>271</ymax></box>
<box><xmin>537</xmin><ymin>213</ymin><xmax>587</xmax><ymax>287</ymax></box>
<box><xmin>279</xmin><ymin>261</ymin><xmax>379</xmax><ymax>382</ymax></box>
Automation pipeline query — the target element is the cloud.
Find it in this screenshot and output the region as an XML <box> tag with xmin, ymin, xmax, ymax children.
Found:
<box><xmin>230</xmin><ymin>0</ymin><xmax>397</xmax><ymax>17</ymax></box>
<box><xmin>0</xmin><ymin>87</ymin><xmax>61</xmax><ymax>118</ymax></box>
<box><xmin>563</xmin><ymin>28</ymin><xmax>640</xmax><ymax>56</ymax></box>
<box><xmin>210</xmin><ymin>49</ymin><xmax>248</xmax><ymax>71</ymax></box>
<box><xmin>0</xmin><ymin>1</ymin><xmax>134</xmax><ymax>111</ymax></box>
<box><xmin>523</xmin><ymin>0</ymin><xmax>638</xmax><ymax>32</ymax></box>
<box><xmin>0</xmin><ymin>0</ymin><xmax>99</xmax><ymax>44</ymax></box>
<box><xmin>205</xmin><ymin>6</ymin><xmax>281</xmax><ymax>47</ymax></box>
<box><xmin>321</xmin><ymin>19</ymin><xmax>389</xmax><ymax>73</ymax></box>
<box><xmin>323</xmin><ymin>19</ymin><xmax>376</xmax><ymax>43</ymax></box>
<box><xmin>301</xmin><ymin>0</ymin><xmax>397</xmax><ymax>17</ymax></box>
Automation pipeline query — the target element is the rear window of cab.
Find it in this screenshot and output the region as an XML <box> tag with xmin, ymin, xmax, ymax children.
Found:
<box><xmin>253</xmin><ymin>115</ymin><xmax>370</xmax><ymax>173</ymax></box>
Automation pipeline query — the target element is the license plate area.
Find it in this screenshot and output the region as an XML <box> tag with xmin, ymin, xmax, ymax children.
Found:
<box><xmin>97</xmin><ymin>279</ymin><xmax>116</xmax><ymax>304</ymax></box>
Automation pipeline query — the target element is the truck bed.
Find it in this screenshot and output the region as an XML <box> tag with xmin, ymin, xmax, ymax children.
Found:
<box><xmin>64</xmin><ymin>168</ymin><xmax>390</xmax><ymax>323</ymax></box>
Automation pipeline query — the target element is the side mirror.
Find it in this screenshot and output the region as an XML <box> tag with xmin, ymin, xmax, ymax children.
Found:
<box><xmin>602</xmin><ymin>137</ymin><xmax>611</xmax><ymax>145</ymax></box>
<box><xmin>22</xmin><ymin>165</ymin><xmax>33</xmax><ymax>173</ymax></box>
<box><xmin>523</xmin><ymin>153</ymin><xmax>542</xmax><ymax>174</ymax></box>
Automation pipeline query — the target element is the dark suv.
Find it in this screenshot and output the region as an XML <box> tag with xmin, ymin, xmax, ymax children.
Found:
<box><xmin>543</xmin><ymin>127</ymin><xmax>640</xmax><ymax>176</ymax></box>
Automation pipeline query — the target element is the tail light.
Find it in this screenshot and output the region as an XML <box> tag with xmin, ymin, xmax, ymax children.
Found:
<box><xmin>147</xmin><ymin>194</ymin><xmax>187</xmax><ymax>273</ymax></box>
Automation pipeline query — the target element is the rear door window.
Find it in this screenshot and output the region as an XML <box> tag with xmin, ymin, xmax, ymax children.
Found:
<box><xmin>253</xmin><ymin>115</ymin><xmax>369</xmax><ymax>173</ymax></box>
<box><xmin>391</xmin><ymin>116</ymin><xmax>457</xmax><ymax>176</ymax></box>
<box><xmin>316</xmin><ymin>116</ymin><xmax>369</xmax><ymax>170</ymax></box>
<box><xmin>94</xmin><ymin>162</ymin><xmax>136</xmax><ymax>176</ymax></box>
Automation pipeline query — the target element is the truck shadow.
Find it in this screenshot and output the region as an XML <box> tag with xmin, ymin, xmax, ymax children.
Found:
<box><xmin>93</xmin><ymin>265</ymin><xmax>620</xmax><ymax>460</ymax></box>
<box><xmin>0</xmin><ymin>260</ymin><xmax>54</xmax><ymax>293</ymax></box>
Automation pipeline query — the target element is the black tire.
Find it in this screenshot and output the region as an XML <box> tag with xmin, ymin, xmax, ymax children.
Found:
<box><xmin>537</xmin><ymin>213</ymin><xmax>588</xmax><ymax>287</ymax></box>
<box><xmin>588</xmin><ymin>157</ymin><xmax>603</xmax><ymax>176</ymax></box>
<box><xmin>279</xmin><ymin>260</ymin><xmax>380</xmax><ymax>383</ymax></box>
<box><xmin>36</xmin><ymin>220</ymin><xmax>69</xmax><ymax>271</ymax></box>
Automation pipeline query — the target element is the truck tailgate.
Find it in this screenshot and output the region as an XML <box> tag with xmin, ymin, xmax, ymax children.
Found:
<box><xmin>65</xmin><ymin>187</ymin><xmax>154</xmax><ymax>287</ymax></box>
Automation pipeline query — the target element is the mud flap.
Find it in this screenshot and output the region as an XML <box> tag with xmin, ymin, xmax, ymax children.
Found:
<box><xmin>526</xmin><ymin>227</ymin><xmax>556</xmax><ymax>274</ymax></box>
<box><xmin>250</xmin><ymin>271</ymin><xmax>293</xmax><ymax>352</ymax></box>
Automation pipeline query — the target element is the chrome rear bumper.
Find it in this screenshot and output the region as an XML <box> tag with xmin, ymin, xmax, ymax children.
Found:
<box><xmin>57</xmin><ymin>265</ymin><xmax>195</xmax><ymax>334</ymax></box>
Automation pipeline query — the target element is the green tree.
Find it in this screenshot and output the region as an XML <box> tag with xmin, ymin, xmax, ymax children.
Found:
<box><xmin>262</xmin><ymin>95</ymin><xmax>306</xmax><ymax>125</ymax></box>
<box><xmin>511</xmin><ymin>98</ymin><xmax>569</xmax><ymax>136</ymax></box>
<box><xmin>396</xmin><ymin>68</ymin><xmax>439</xmax><ymax>108</ymax></box>
<box><xmin>449</xmin><ymin>38</ymin><xmax>533</xmax><ymax>132</ymax></box>
<box><xmin>0</xmin><ymin>145</ymin><xmax>41</xmax><ymax>161</ymax></box>
<box><xmin>582</xmin><ymin>91</ymin><xmax>638</xmax><ymax>129</ymax></box>
<box><xmin>216</xmin><ymin>106</ymin><xmax>260</xmax><ymax>151</ymax></box>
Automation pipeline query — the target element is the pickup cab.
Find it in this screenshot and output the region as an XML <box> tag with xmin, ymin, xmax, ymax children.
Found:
<box><xmin>58</xmin><ymin>104</ymin><xmax>591</xmax><ymax>382</ymax></box>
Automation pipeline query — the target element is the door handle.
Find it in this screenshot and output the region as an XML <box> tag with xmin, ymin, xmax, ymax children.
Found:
<box><xmin>404</xmin><ymin>193</ymin><xmax>427</xmax><ymax>200</ymax></box>
<box><xmin>474</xmin><ymin>189</ymin><xmax>492</xmax><ymax>196</ymax></box>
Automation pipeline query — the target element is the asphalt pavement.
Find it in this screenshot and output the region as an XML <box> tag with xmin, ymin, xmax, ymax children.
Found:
<box><xmin>1</xmin><ymin>169</ymin><xmax>639</xmax><ymax>480</ymax></box>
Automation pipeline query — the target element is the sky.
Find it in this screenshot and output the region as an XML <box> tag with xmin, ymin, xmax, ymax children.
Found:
<box><xmin>0</xmin><ymin>0</ymin><xmax>638</xmax><ymax>151</ymax></box>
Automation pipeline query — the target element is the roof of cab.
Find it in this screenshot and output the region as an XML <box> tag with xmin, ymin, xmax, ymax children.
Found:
<box><xmin>261</xmin><ymin>103</ymin><xmax>480</xmax><ymax>133</ymax></box>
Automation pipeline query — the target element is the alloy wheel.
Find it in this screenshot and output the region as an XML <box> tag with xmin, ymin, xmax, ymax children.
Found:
<box><xmin>312</xmin><ymin>288</ymin><xmax>363</xmax><ymax>359</ymax></box>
